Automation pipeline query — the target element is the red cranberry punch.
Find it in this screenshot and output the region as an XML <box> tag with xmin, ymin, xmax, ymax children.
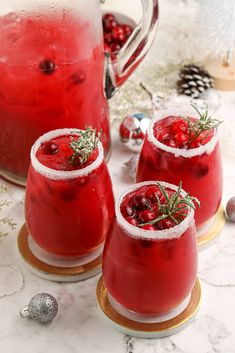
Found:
<box><xmin>102</xmin><ymin>181</ymin><xmax>199</xmax><ymax>322</ymax></box>
<box><xmin>0</xmin><ymin>0</ymin><xmax>159</xmax><ymax>186</ymax></box>
<box><xmin>25</xmin><ymin>128</ymin><xmax>115</xmax><ymax>270</ymax></box>
<box><xmin>136</xmin><ymin>107</ymin><xmax>223</xmax><ymax>234</ymax></box>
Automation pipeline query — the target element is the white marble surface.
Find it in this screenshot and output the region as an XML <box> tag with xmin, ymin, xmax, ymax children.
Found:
<box><xmin>1</xmin><ymin>0</ymin><xmax>235</xmax><ymax>352</ymax></box>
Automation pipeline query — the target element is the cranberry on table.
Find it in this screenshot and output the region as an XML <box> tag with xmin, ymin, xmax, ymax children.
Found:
<box><xmin>226</xmin><ymin>197</ymin><xmax>235</xmax><ymax>222</ymax></box>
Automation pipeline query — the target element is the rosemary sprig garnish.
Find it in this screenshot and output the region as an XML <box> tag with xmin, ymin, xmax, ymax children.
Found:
<box><xmin>139</xmin><ymin>182</ymin><xmax>200</xmax><ymax>227</ymax></box>
<box><xmin>69</xmin><ymin>127</ymin><xmax>100</xmax><ymax>165</ymax></box>
<box><xmin>184</xmin><ymin>105</ymin><xmax>223</xmax><ymax>142</ymax></box>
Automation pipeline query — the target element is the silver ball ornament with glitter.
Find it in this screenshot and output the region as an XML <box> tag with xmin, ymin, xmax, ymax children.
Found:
<box><xmin>20</xmin><ymin>293</ymin><xmax>58</xmax><ymax>324</ymax></box>
<box><xmin>226</xmin><ymin>197</ymin><xmax>235</xmax><ymax>222</ymax></box>
<box><xmin>119</xmin><ymin>113</ymin><xmax>151</xmax><ymax>152</ymax></box>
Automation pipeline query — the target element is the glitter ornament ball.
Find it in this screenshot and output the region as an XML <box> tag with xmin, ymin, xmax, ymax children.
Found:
<box><xmin>119</xmin><ymin>113</ymin><xmax>151</xmax><ymax>152</ymax></box>
<box><xmin>226</xmin><ymin>197</ymin><xmax>235</xmax><ymax>222</ymax></box>
<box><xmin>20</xmin><ymin>293</ymin><xmax>58</xmax><ymax>324</ymax></box>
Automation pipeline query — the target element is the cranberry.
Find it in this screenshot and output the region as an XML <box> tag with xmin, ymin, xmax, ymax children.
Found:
<box><xmin>139</xmin><ymin>210</ymin><xmax>156</xmax><ymax>222</ymax></box>
<box><xmin>60</xmin><ymin>187</ymin><xmax>76</xmax><ymax>201</ymax></box>
<box><xmin>140</xmin><ymin>239</ymin><xmax>154</xmax><ymax>248</ymax></box>
<box><xmin>129</xmin><ymin>195</ymin><xmax>149</xmax><ymax>211</ymax></box>
<box><xmin>226</xmin><ymin>197</ymin><xmax>235</xmax><ymax>222</ymax></box>
<box><xmin>110</xmin><ymin>42</ymin><xmax>121</xmax><ymax>52</ymax></box>
<box><xmin>104</xmin><ymin>18</ymin><xmax>118</xmax><ymax>31</ymax></box>
<box><xmin>42</xmin><ymin>142</ymin><xmax>59</xmax><ymax>154</ymax></box>
<box><xmin>161</xmin><ymin>136</ymin><xmax>175</xmax><ymax>147</ymax></box>
<box><xmin>157</xmin><ymin>218</ymin><xmax>175</xmax><ymax>230</ymax></box>
<box><xmin>189</xmin><ymin>140</ymin><xmax>200</xmax><ymax>149</ymax></box>
<box><xmin>122</xmin><ymin>24</ymin><xmax>133</xmax><ymax>37</ymax></box>
<box><xmin>126</xmin><ymin>216</ymin><xmax>138</xmax><ymax>226</ymax></box>
<box><xmin>69</xmin><ymin>72</ymin><xmax>86</xmax><ymax>85</ymax></box>
<box><xmin>39</xmin><ymin>59</ymin><xmax>56</xmax><ymax>75</ymax></box>
<box><xmin>195</xmin><ymin>163</ymin><xmax>209</xmax><ymax>177</ymax></box>
<box><xmin>174</xmin><ymin>132</ymin><xmax>189</xmax><ymax>146</ymax></box>
<box><xmin>112</xmin><ymin>26</ymin><xmax>126</xmax><ymax>43</ymax></box>
<box><xmin>121</xmin><ymin>204</ymin><xmax>135</xmax><ymax>218</ymax></box>
<box><xmin>103</xmin><ymin>13</ymin><xmax>115</xmax><ymax>22</ymax></box>
<box><xmin>198</xmin><ymin>130</ymin><xmax>213</xmax><ymax>145</ymax></box>
<box><xmin>104</xmin><ymin>32</ymin><xmax>113</xmax><ymax>44</ymax></box>
<box><xmin>170</xmin><ymin>119</ymin><xmax>187</xmax><ymax>135</ymax></box>
<box><xmin>141</xmin><ymin>224</ymin><xmax>156</xmax><ymax>231</ymax></box>
<box><xmin>145</xmin><ymin>186</ymin><xmax>159</xmax><ymax>203</ymax></box>
<box><xmin>103</xmin><ymin>43</ymin><xmax>112</xmax><ymax>52</ymax></box>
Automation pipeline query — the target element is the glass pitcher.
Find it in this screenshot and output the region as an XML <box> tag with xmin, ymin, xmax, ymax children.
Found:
<box><xmin>0</xmin><ymin>0</ymin><xmax>158</xmax><ymax>186</ymax></box>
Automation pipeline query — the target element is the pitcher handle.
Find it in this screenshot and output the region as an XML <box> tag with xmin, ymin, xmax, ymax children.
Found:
<box><xmin>105</xmin><ymin>0</ymin><xmax>159</xmax><ymax>99</ymax></box>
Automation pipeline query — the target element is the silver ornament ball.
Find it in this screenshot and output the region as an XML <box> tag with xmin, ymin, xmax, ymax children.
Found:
<box><xmin>20</xmin><ymin>293</ymin><xmax>58</xmax><ymax>324</ymax></box>
<box><xmin>226</xmin><ymin>197</ymin><xmax>235</xmax><ymax>222</ymax></box>
<box><xmin>119</xmin><ymin>113</ymin><xmax>151</xmax><ymax>152</ymax></box>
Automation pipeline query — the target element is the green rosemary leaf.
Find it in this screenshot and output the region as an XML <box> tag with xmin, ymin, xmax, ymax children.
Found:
<box><xmin>69</xmin><ymin>127</ymin><xmax>100</xmax><ymax>165</ymax></box>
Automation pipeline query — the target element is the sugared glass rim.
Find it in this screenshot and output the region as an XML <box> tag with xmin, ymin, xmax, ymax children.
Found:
<box><xmin>31</xmin><ymin>128</ymin><xmax>104</xmax><ymax>180</ymax></box>
<box><xmin>117</xmin><ymin>181</ymin><xmax>195</xmax><ymax>240</ymax></box>
<box><xmin>148</xmin><ymin>108</ymin><xmax>218</xmax><ymax>158</ymax></box>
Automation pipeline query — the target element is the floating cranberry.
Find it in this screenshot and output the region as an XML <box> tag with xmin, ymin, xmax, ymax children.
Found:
<box><xmin>129</xmin><ymin>195</ymin><xmax>149</xmax><ymax>211</ymax></box>
<box><xmin>157</xmin><ymin>218</ymin><xmax>175</xmax><ymax>230</ymax></box>
<box><xmin>145</xmin><ymin>187</ymin><xmax>157</xmax><ymax>203</ymax></box>
<box><xmin>140</xmin><ymin>239</ymin><xmax>154</xmax><ymax>249</ymax></box>
<box><xmin>170</xmin><ymin>119</ymin><xmax>187</xmax><ymax>135</ymax></box>
<box><xmin>69</xmin><ymin>72</ymin><xmax>86</xmax><ymax>85</ymax></box>
<box><xmin>141</xmin><ymin>225</ymin><xmax>156</xmax><ymax>231</ymax></box>
<box><xmin>174</xmin><ymin>132</ymin><xmax>189</xmax><ymax>146</ymax></box>
<box><xmin>121</xmin><ymin>204</ymin><xmax>135</xmax><ymax>218</ymax></box>
<box><xmin>126</xmin><ymin>216</ymin><xmax>138</xmax><ymax>226</ymax></box>
<box><xmin>39</xmin><ymin>59</ymin><xmax>56</xmax><ymax>75</ymax></box>
<box><xmin>139</xmin><ymin>210</ymin><xmax>157</xmax><ymax>222</ymax></box>
<box><xmin>195</xmin><ymin>163</ymin><xmax>209</xmax><ymax>178</ymax></box>
<box><xmin>42</xmin><ymin>142</ymin><xmax>59</xmax><ymax>155</ymax></box>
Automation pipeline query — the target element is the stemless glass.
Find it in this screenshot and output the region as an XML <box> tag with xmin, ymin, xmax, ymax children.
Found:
<box><xmin>102</xmin><ymin>181</ymin><xmax>198</xmax><ymax>322</ymax></box>
<box><xmin>0</xmin><ymin>0</ymin><xmax>159</xmax><ymax>185</ymax></box>
<box><xmin>136</xmin><ymin>108</ymin><xmax>223</xmax><ymax>234</ymax></box>
<box><xmin>25</xmin><ymin>128</ymin><xmax>115</xmax><ymax>265</ymax></box>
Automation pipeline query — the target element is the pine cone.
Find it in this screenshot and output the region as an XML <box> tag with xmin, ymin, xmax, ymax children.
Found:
<box><xmin>177</xmin><ymin>64</ymin><xmax>214</xmax><ymax>99</ymax></box>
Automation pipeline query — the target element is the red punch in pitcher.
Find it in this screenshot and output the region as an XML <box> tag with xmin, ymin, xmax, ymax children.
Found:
<box><xmin>0</xmin><ymin>0</ymin><xmax>159</xmax><ymax>185</ymax></box>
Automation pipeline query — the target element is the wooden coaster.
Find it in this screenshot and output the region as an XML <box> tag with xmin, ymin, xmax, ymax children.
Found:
<box><xmin>18</xmin><ymin>224</ymin><xmax>102</xmax><ymax>282</ymax></box>
<box><xmin>205</xmin><ymin>56</ymin><xmax>235</xmax><ymax>91</ymax></box>
<box><xmin>96</xmin><ymin>276</ymin><xmax>201</xmax><ymax>338</ymax></box>
<box><xmin>197</xmin><ymin>206</ymin><xmax>225</xmax><ymax>250</ymax></box>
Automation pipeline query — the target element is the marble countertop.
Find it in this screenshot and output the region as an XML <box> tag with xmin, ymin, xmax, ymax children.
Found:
<box><xmin>1</xmin><ymin>0</ymin><xmax>235</xmax><ymax>352</ymax></box>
